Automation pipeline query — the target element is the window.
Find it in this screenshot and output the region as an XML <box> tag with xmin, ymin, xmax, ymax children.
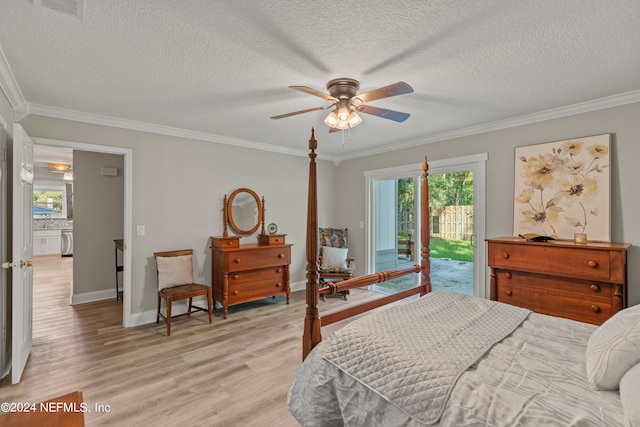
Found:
<box><xmin>33</xmin><ymin>185</ymin><xmax>67</xmax><ymax>218</ymax></box>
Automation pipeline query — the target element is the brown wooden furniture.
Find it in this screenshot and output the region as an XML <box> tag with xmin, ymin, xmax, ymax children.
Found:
<box><xmin>0</xmin><ymin>390</ymin><xmax>85</xmax><ymax>426</ymax></box>
<box><xmin>154</xmin><ymin>249</ymin><xmax>213</xmax><ymax>336</ymax></box>
<box><xmin>487</xmin><ymin>237</ymin><xmax>630</xmax><ymax>325</ymax></box>
<box><xmin>211</xmin><ymin>236</ymin><xmax>292</xmax><ymax>319</ymax></box>
<box><xmin>114</xmin><ymin>239</ymin><xmax>124</xmax><ymax>301</ymax></box>
<box><xmin>302</xmin><ymin>129</ymin><xmax>430</xmax><ymax>359</ymax></box>
<box><xmin>398</xmin><ymin>232</ymin><xmax>413</xmax><ymax>259</ymax></box>
<box><xmin>318</xmin><ymin>227</ymin><xmax>353</xmax><ymax>300</ymax></box>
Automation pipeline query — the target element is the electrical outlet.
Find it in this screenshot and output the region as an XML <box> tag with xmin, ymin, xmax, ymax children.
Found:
<box><xmin>137</xmin><ymin>225</ymin><xmax>145</xmax><ymax>236</ymax></box>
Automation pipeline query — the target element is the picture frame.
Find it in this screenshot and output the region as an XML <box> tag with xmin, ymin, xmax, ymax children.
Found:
<box><xmin>513</xmin><ymin>134</ymin><xmax>611</xmax><ymax>242</ymax></box>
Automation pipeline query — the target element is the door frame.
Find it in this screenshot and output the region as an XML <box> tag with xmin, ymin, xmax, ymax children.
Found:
<box><xmin>364</xmin><ymin>153</ymin><xmax>488</xmax><ymax>297</ymax></box>
<box><xmin>32</xmin><ymin>137</ymin><xmax>133</xmax><ymax>326</ymax></box>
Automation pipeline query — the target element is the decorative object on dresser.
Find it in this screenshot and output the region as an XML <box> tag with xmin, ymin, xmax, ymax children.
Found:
<box><xmin>212</xmin><ymin>188</ymin><xmax>292</xmax><ymax>319</ymax></box>
<box><xmin>154</xmin><ymin>249</ymin><xmax>213</xmax><ymax>336</ymax></box>
<box><xmin>487</xmin><ymin>237</ymin><xmax>630</xmax><ymax>325</ymax></box>
<box><xmin>513</xmin><ymin>134</ymin><xmax>611</xmax><ymax>242</ymax></box>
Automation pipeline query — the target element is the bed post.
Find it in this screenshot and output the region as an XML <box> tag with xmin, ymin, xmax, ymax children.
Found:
<box><xmin>303</xmin><ymin>129</ymin><xmax>321</xmax><ymax>360</ymax></box>
<box><xmin>421</xmin><ymin>156</ymin><xmax>431</xmax><ymax>295</ymax></box>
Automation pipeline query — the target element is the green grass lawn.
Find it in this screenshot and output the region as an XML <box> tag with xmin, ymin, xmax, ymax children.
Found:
<box><xmin>429</xmin><ymin>237</ymin><xmax>473</xmax><ymax>262</ymax></box>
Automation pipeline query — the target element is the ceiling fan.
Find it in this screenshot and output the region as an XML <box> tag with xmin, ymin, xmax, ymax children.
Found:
<box><xmin>271</xmin><ymin>78</ymin><xmax>413</xmax><ymax>132</ymax></box>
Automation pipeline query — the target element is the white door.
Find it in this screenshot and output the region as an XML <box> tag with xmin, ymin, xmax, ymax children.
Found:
<box><xmin>11</xmin><ymin>124</ymin><xmax>34</xmax><ymax>384</ymax></box>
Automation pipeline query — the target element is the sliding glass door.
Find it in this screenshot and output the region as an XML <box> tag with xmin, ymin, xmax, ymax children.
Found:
<box><xmin>365</xmin><ymin>154</ymin><xmax>487</xmax><ymax>298</ymax></box>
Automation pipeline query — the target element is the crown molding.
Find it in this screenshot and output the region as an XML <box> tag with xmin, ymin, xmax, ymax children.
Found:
<box><xmin>0</xmin><ymin>44</ymin><xmax>27</xmax><ymax>114</ymax></box>
<box><xmin>337</xmin><ymin>89</ymin><xmax>640</xmax><ymax>162</ymax></box>
<box><xmin>24</xmin><ymin>102</ymin><xmax>335</xmax><ymax>160</ymax></box>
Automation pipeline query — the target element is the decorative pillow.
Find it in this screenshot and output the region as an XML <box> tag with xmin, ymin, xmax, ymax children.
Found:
<box><xmin>156</xmin><ymin>254</ymin><xmax>194</xmax><ymax>290</ymax></box>
<box><xmin>620</xmin><ymin>363</ymin><xmax>640</xmax><ymax>427</ymax></box>
<box><xmin>585</xmin><ymin>303</ymin><xmax>640</xmax><ymax>390</ymax></box>
<box><xmin>321</xmin><ymin>247</ymin><xmax>348</xmax><ymax>270</ymax></box>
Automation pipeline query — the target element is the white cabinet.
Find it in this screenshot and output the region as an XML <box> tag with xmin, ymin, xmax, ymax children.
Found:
<box><xmin>33</xmin><ymin>230</ymin><xmax>61</xmax><ymax>255</ymax></box>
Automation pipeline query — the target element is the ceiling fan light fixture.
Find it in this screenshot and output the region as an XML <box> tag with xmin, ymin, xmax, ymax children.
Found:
<box><xmin>348</xmin><ymin>110</ymin><xmax>362</xmax><ymax>127</ymax></box>
<box><xmin>337</xmin><ymin>106</ymin><xmax>350</xmax><ymax>121</ymax></box>
<box><xmin>324</xmin><ymin>110</ymin><xmax>339</xmax><ymax>127</ymax></box>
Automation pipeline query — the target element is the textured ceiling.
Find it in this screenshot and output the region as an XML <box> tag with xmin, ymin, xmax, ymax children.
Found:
<box><xmin>1</xmin><ymin>0</ymin><xmax>639</xmax><ymax>161</ymax></box>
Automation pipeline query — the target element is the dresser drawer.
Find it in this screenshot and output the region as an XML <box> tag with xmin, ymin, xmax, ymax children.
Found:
<box><xmin>490</xmin><ymin>243</ymin><xmax>614</xmax><ymax>282</ymax></box>
<box><xmin>227</xmin><ymin>268</ymin><xmax>287</xmax><ymax>303</ymax></box>
<box><xmin>495</xmin><ymin>271</ymin><xmax>615</xmax><ymax>324</ymax></box>
<box><xmin>223</xmin><ymin>246</ymin><xmax>291</xmax><ymax>272</ymax></box>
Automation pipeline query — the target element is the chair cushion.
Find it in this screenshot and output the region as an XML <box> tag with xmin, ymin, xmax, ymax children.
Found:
<box><xmin>585</xmin><ymin>303</ymin><xmax>640</xmax><ymax>390</ymax></box>
<box><xmin>321</xmin><ymin>247</ymin><xmax>348</xmax><ymax>270</ymax></box>
<box><xmin>620</xmin><ymin>362</ymin><xmax>640</xmax><ymax>427</ymax></box>
<box><xmin>319</xmin><ymin>228</ymin><xmax>347</xmax><ymax>249</ymax></box>
<box><xmin>156</xmin><ymin>254</ymin><xmax>194</xmax><ymax>290</ymax></box>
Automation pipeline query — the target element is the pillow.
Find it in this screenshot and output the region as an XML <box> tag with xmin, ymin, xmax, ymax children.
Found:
<box><xmin>321</xmin><ymin>247</ymin><xmax>348</xmax><ymax>269</ymax></box>
<box><xmin>620</xmin><ymin>363</ymin><xmax>640</xmax><ymax>427</ymax></box>
<box><xmin>156</xmin><ymin>254</ymin><xmax>194</xmax><ymax>290</ymax></box>
<box><xmin>585</xmin><ymin>303</ymin><xmax>640</xmax><ymax>390</ymax></box>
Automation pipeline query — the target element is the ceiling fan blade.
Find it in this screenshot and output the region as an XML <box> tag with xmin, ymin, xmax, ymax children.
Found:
<box><xmin>357</xmin><ymin>105</ymin><xmax>411</xmax><ymax>122</ymax></box>
<box><xmin>290</xmin><ymin>86</ymin><xmax>337</xmax><ymax>102</ymax></box>
<box><xmin>270</xmin><ymin>106</ymin><xmax>325</xmax><ymax>120</ymax></box>
<box><xmin>328</xmin><ymin>127</ymin><xmax>341</xmax><ymax>133</ymax></box>
<box><xmin>356</xmin><ymin>82</ymin><xmax>413</xmax><ymax>104</ymax></box>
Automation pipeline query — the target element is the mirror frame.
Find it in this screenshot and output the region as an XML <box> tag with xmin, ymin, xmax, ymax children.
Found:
<box><xmin>226</xmin><ymin>188</ymin><xmax>263</xmax><ymax>235</ymax></box>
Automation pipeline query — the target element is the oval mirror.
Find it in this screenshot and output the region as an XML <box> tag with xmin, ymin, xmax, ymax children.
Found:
<box><xmin>226</xmin><ymin>188</ymin><xmax>262</xmax><ymax>235</ymax></box>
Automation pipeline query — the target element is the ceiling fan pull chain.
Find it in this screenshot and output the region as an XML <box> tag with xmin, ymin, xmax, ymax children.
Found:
<box><xmin>341</xmin><ymin>129</ymin><xmax>345</xmax><ymax>148</ymax></box>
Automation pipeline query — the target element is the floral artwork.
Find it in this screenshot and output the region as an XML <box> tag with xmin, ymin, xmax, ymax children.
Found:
<box><xmin>513</xmin><ymin>134</ymin><xmax>611</xmax><ymax>241</ymax></box>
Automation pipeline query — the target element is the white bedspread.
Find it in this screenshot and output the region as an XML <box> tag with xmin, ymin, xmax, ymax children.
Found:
<box><xmin>289</xmin><ymin>291</ymin><xmax>624</xmax><ymax>426</ymax></box>
<box><xmin>321</xmin><ymin>291</ymin><xmax>530</xmax><ymax>424</ymax></box>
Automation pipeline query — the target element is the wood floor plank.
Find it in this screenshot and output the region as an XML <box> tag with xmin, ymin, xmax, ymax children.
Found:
<box><xmin>0</xmin><ymin>255</ymin><xmax>386</xmax><ymax>426</ymax></box>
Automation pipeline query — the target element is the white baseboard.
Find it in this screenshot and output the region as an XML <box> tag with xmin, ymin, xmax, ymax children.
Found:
<box><xmin>71</xmin><ymin>289</ymin><xmax>115</xmax><ymax>305</ymax></box>
<box><xmin>114</xmin><ymin>281</ymin><xmax>307</xmax><ymax>326</ymax></box>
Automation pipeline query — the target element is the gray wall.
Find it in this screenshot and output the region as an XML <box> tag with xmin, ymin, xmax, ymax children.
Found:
<box><xmin>3</xmin><ymin>85</ymin><xmax>639</xmax><ymax>318</ymax></box>
<box><xmin>336</xmin><ymin>102</ymin><xmax>640</xmax><ymax>305</ymax></box>
<box><xmin>16</xmin><ymin>114</ymin><xmax>339</xmax><ymax>316</ymax></box>
<box><xmin>73</xmin><ymin>150</ymin><xmax>124</xmax><ymax>295</ymax></box>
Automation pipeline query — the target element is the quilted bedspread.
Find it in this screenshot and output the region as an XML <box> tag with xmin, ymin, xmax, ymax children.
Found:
<box><xmin>321</xmin><ymin>290</ymin><xmax>531</xmax><ymax>425</ymax></box>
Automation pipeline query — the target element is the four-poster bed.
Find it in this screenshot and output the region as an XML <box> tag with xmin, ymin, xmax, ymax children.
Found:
<box><xmin>288</xmin><ymin>129</ymin><xmax>637</xmax><ymax>426</ymax></box>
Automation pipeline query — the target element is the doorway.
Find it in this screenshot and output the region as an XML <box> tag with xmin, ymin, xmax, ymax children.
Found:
<box><xmin>365</xmin><ymin>154</ymin><xmax>488</xmax><ymax>298</ymax></box>
<box><xmin>32</xmin><ymin>137</ymin><xmax>132</xmax><ymax>326</ymax></box>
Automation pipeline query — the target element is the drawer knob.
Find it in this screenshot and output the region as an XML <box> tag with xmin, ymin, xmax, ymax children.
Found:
<box><xmin>232</xmin><ymin>274</ymin><xmax>239</xmax><ymax>280</ymax></box>
<box><xmin>276</xmin><ymin>268</ymin><xmax>282</xmax><ymax>273</ymax></box>
<box><xmin>590</xmin><ymin>284</ymin><xmax>600</xmax><ymax>292</ymax></box>
<box><xmin>233</xmin><ymin>290</ymin><xmax>239</xmax><ymax>296</ymax></box>
<box><xmin>587</xmin><ymin>260</ymin><xmax>598</xmax><ymax>268</ymax></box>
<box><xmin>504</xmin><ymin>272</ymin><xmax>512</xmax><ymax>279</ymax></box>
<box><xmin>502</xmin><ymin>252</ymin><xmax>509</xmax><ymax>259</ymax></box>
<box><xmin>276</xmin><ymin>282</ymin><xmax>282</xmax><ymax>288</ymax></box>
<box><xmin>505</xmin><ymin>289</ymin><xmax>513</xmax><ymax>296</ymax></box>
<box><xmin>227</xmin><ymin>241</ymin><xmax>233</xmax><ymax>246</ymax></box>
<box><xmin>590</xmin><ymin>305</ymin><xmax>601</xmax><ymax>313</ymax></box>
<box><xmin>278</xmin><ymin>253</ymin><xmax>285</xmax><ymax>258</ymax></box>
<box><xmin>234</xmin><ymin>258</ymin><xmax>241</xmax><ymax>264</ymax></box>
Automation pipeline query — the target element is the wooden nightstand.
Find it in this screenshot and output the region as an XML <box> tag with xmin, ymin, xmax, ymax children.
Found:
<box><xmin>487</xmin><ymin>237</ymin><xmax>630</xmax><ymax>325</ymax></box>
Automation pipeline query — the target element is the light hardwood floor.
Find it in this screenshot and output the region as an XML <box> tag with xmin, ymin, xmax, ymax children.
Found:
<box><xmin>0</xmin><ymin>255</ymin><xmax>383</xmax><ymax>426</ymax></box>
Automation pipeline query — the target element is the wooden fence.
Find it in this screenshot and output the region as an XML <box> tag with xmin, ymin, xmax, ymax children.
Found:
<box><xmin>399</xmin><ymin>205</ymin><xmax>473</xmax><ymax>241</ymax></box>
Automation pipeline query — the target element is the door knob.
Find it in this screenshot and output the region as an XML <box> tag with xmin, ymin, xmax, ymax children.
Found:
<box><xmin>1</xmin><ymin>261</ymin><xmax>12</xmax><ymax>269</ymax></box>
<box><xmin>21</xmin><ymin>260</ymin><xmax>33</xmax><ymax>268</ymax></box>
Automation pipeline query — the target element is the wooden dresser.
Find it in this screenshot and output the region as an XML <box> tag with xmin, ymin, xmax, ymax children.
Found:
<box><xmin>487</xmin><ymin>237</ymin><xmax>630</xmax><ymax>325</ymax></box>
<box><xmin>211</xmin><ymin>236</ymin><xmax>292</xmax><ymax>319</ymax></box>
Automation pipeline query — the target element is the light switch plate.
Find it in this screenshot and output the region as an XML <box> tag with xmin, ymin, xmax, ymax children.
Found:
<box><xmin>137</xmin><ymin>225</ymin><xmax>145</xmax><ymax>236</ymax></box>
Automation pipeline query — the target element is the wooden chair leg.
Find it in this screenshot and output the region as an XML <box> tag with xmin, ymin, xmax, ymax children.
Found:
<box><xmin>156</xmin><ymin>294</ymin><xmax>161</xmax><ymax>324</ymax></box>
<box><xmin>166</xmin><ymin>297</ymin><xmax>172</xmax><ymax>336</ymax></box>
<box><xmin>188</xmin><ymin>297</ymin><xmax>193</xmax><ymax>316</ymax></box>
<box><xmin>207</xmin><ymin>290</ymin><xmax>213</xmax><ymax>323</ymax></box>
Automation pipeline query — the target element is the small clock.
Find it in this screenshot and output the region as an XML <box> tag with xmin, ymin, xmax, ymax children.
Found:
<box><xmin>267</xmin><ymin>223</ymin><xmax>278</xmax><ymax>234</ymax></box>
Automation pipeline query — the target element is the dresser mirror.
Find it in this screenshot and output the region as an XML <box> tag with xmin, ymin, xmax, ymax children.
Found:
<box><xmin>224</xmin><ymin>188</ymin><xmax>263</xmax><ymax>235</ymax></box>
